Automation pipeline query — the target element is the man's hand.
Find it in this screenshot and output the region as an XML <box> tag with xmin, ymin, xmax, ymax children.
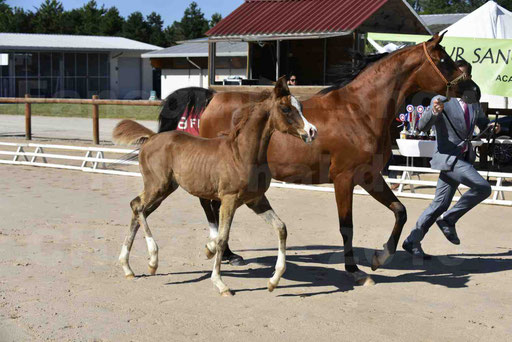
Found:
<box><xmin>432</xmin><ymin>98</ymin><xmax>444</xmax><ymax>115</ymax></box>
<box><xmin>488</xmin><ymin>122</ymin><xmax>501</xmax><ymax>134</ymax></box>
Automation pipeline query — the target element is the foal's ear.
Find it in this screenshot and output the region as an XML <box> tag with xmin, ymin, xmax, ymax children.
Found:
<box><xmin>274</xmin><ymin>76</ymin><xmax>290</xmax><ymax>98</ymax></box>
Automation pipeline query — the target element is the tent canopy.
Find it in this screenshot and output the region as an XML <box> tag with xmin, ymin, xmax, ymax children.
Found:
<box><xmin>442</xmin><ymin>1</ymin><xmax>512</xmax><ymax>39</ymax></box>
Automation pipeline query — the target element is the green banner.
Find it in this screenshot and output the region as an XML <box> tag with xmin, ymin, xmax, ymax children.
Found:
<box><xmin>368</xmin><ymin>33</ymin><xmax>512</xmax><ymax>97</ymax></box>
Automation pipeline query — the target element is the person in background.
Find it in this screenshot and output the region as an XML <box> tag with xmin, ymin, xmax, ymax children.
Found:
<box><xmin>402</xmin><ymin>59</ymin><xmax>501</xmax><ymax>259</ymax></box>
<box><xmin>287</xmin><ymin>75</ymin><xmax>297</xmax><ymax>86</ymax></box>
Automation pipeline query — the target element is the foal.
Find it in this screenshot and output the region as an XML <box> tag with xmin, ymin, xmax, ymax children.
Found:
<box><xmin>113</xmin><ymin>77</ymin><xmax>317</xmax><ymax>296</ymax></box>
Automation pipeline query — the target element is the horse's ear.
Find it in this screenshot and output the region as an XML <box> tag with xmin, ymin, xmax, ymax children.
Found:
<box><xmin>274</xmin><ymin>76</ymin><xmax>290</xmax><ymax>98</ymax></box>
<box><xmin>430</xmin><ymin>31</ymin><xmax>446</xmax><ymax>47</ymax></box>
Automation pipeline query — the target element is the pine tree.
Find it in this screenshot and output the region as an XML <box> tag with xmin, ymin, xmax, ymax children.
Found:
<box><xmin>209</xmin><ymin>13</ymin><xmax>222</xmax><ymax>29</ymax></box>
<box><xmin>76</xmin><ymin>0</ymin><xmax>106</xmax><ymax>35</ymax></box>
<box><xmin>178</xmin><ymin>2</ymin><xmax>209</xmax><ymax>40</ymax></box>
<box><xmin>33</xmin><ymin>0</ymin><xmax>65</xmax><ymax>34</ymax></box>
<box><xmin>147</xmin><ymin>12</ymin><xmax>166</xmax><ymax>46</ymax></box>
<box><xmin>123</xmin><ymin>12</ymin><xmax>150</xmax><ymax>43</ymax></box>
<box><xmin>100</xmin><ymin>7</ymin><xmax>124</xmax><ymax>36</ymax></box>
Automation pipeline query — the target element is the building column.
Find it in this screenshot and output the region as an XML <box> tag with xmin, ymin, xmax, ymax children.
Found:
<box><xmin>208</xmin><ymin>42</ymin><xmax>216</xmax><ymax>86</ymax></box>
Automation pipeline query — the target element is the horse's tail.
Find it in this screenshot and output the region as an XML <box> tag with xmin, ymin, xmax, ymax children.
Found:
<box><xmin>158</xmin><ymin>87</ymin><xmax>216</xmax><ymax>133</ymax></box>
<box><xmin>112</xmin><ymin>119</ymin><xmax>156</xmax><ymax>146</ymax></box>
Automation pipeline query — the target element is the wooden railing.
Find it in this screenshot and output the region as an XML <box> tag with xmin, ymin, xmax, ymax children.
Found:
<box><xmin>0</xmin><ymin>96</ymin><xmax>163</xmax><ymax>144</ymax></box>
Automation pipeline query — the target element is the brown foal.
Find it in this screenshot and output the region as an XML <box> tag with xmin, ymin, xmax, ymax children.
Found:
<box><xmin>113</xmin><ymin>77</ymin><xmax>317</xmax><ymax>295</ymax></box>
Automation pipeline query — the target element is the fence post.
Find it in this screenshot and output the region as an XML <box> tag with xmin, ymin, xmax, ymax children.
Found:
<box><xmin>24</xmin><ymin>94</ymin><xmax>31</xmax><ymax>140</ymax></box>
<box><xmin>92</xmin><ymin>95</ymin><xmax>99</xmax><ymax>145</ymax></box>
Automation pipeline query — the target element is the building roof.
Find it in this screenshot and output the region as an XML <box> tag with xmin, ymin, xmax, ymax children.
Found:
<box><xmin>0</xmin><ymin>33</ymin><xmax>162</xmax><ymax>52</ymax></box>
<box><xmin>420</xmin><ymin>13</ymin><xmax>468</xmax><ymax>33</ymax></box>
<box><xmin>142</xmin><ymin>39</ymin><xmax>247</xmax><ymax>58</ymax></box>
<box><xmin>206</xmin><ymin>0</ymin><xmax>430</xmax><ymax>40</ymax></box>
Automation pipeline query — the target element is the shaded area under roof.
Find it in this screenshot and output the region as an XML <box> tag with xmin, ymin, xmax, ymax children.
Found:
<box><xmin>420</xmin><ymin>13</ymin><xmax>468</xmax><ymax>33</ymax></box>
<box><xmin>142</xmin><ymin>41</ymin><xmax>247</xmax><ymax>58</ymax></box>
<box><xmin>0</xmin><ymin>33</ymin><xmax>161</xmax><ymax>52</ymax></box>
<box><xmin>206</xmin><ymin>0</ymin><xmax>430</xmax><ymax>40</ymax></box>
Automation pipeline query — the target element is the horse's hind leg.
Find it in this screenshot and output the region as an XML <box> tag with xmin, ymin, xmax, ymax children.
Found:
<box><xmin>211</xmin><ymin>195</ymin><xmax>238</xmax><ymax>296</ymax></box>
<box><xmin>360</xmin><ymin>173</ymin><xmax>407</xmax><ymax>271</ymax></box>
<box><xmin>201</xmin><ymin>199</ymin><xmax>245</xmax><ymax>266</ymax></box>
<box><xmin>119</xmin><ymin>212</ymin><xmax>140</xmax><ymax>278</ymax></box>
<box><xmin>247</xmin><ymin>195</ymin><xmax>287</xmax><ymax>292</ymax></box>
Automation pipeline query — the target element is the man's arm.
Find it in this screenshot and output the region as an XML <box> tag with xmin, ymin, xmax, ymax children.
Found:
<box><xmin>418</xmin><ymin>96</ymin><xmax>443</xmax><ymax>132</ymax></box>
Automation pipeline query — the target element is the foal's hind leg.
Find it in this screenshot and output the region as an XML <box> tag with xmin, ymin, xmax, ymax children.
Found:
<box><xmin>211</xmin><ymin>195</ymin><xmax>238</xmax><ymax>296</ymax></box>
<box><xmin>360</xmin><ymin>173</ymin><xmax>407</xmax><ymax>270</ymax></box>
<box><xmin>119</xmin><ymin>213</ymin><xmax>140</xmax><ymax>278</ymax></box>
<box><xmin>247</xmin><ymin>195</ymin><xmax>287</xmax><ymax>292</ymax></box>
<box><xmin>201</xmin><ymin>199</ymin><xmax>245</xmax><ymax>266</ymax></box>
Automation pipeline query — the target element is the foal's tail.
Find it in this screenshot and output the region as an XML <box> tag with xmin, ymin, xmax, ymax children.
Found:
<box><xmin>112</xmin><ymin>119</ymin><xmax>156</xmax><ymax>146</ymax></box>
<box><xmin>158</xmin><ymin>87</ymin><xmax>216</xmax><ymax>133</ymax></box>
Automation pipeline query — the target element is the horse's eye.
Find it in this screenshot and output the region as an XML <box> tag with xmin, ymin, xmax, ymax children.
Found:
<box><xmin>440</xmin><ymin>58</ymin><xmax>445</xmax><ymax>63</ymax></box>
<box><xmin>281</xmin><ymin>106</ymin><xmax>291</xmax><ymax>114</ymax></box>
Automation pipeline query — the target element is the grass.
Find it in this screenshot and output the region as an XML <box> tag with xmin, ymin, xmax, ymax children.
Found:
<box><xmin>0</xmin><ymin>103</ymin><xmax>161</xmax><ymax>120</ymax></box>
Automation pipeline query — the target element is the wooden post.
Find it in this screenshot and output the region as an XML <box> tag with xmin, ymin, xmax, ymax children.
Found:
<box><xmin>92</xmin><ymin>95</ymin><xmax>99</xmax><ymax>145</ymax></box>
<box><xmin>24</xmin><ymin>94</ymin><xmax>31</xmax><ymax>140</ymax></box>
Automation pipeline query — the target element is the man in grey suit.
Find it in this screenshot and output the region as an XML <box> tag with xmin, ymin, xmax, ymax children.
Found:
<box><xmin>402</xmin><ymin>60</ymin><xmax>500</xmax><ymax>259</ymax></box>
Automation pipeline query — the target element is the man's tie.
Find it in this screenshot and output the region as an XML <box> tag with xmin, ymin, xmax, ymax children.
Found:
<box><xmin>462</xmin><ymin>102</ymin><xmax>470</xmax><ymax>131</ymax></box>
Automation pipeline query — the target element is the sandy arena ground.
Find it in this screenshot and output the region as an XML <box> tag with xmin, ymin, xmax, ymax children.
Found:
<box><xmin>1</xmin><ymin>163</ymin><xmax>511</xmax><ymax>342</ymax></box>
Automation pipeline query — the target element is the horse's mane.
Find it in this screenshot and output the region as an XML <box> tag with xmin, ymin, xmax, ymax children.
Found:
<box><xmin>227</xmin><ymin>90</ymin><xmax>272</xmax><ymax>140</ymax></box>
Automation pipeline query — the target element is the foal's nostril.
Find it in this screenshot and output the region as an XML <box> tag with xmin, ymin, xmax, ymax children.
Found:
<box><xmin>309</xmin><ymin>128</ymin><xmax>317</xmax><ymax>140</ymax></box>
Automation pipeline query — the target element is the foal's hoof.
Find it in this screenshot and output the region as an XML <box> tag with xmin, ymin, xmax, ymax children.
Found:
<box><xmin>351</xmin><ymin>271</ymin><xmax>375</xmax><ymax>286</ymax></box>
<box><xmin>225</xmin><ymin>254</ymin><xmax>245</xmax><ymax>266</ymax></box>
<box><xmin>148</xmin><ymin>266</ymin><xmax>157</xmax><ymax>276</ymax></box>
<box><xmin>220</xmin><ymin>289</ymin><xmax>234</xmax><ymax>297</ymax></box>
<box><xmin>205</xmin><ymin>244</ymin><xmax>216</xmax><ymax>259</ymax></box>
<box><xmin>267</xmin><ymin>280</ymin><xmax>278</xmax><ymax>292</ymax></box>
<box><xmin>125</xmin><ymin>273</ymin><xmax>135</xmax><ymax>279</ymax></box>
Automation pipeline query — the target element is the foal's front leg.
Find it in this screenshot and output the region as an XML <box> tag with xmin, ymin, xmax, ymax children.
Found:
<box><xmin>247</xmin><ymin>195</ymin><xmax>287</xmax><ymax>292</ymax></box>
<box><xmin>211</xmin><ymin>195</ymin><xmax>238</xmax><ymax>296</ymax></box>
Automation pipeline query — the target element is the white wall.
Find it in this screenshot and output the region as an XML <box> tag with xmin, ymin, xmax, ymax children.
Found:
<box><xmin>109</xmin><ymin>51</ymin><xmax>154</xmax><ymax>99</ymax></box>
<box><xmin>481</xmin><ymin>94</ymin><xmax>512</xmax><ymax>109</ymax></box>
<box><xmin>161</xmin><ymin>68</ymin><xmax>246</xmax><ymax>98</ymax></box>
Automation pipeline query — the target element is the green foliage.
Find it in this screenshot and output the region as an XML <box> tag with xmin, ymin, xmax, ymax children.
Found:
<box><xmin>411</xmin><ymin>0</ymin><xmax>512</xmax><ymax>14</ymax></box>
<box><xmin>1</xmin><ymin>0</ymin><xmax>224</xmax><ymax>46</ymax></box>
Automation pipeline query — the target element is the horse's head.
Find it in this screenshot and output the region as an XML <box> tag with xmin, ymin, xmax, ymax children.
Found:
<box><xmin>270</xmin><ymin>76</ymin><xmax>317</xmax><ymax>144</ymax></box>
<box><xmin>416</xmin><ymin>33</ymin><xmax>480</xmax><ymax>104</ymax></box>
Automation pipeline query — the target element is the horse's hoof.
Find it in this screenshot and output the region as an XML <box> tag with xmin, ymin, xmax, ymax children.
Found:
<box><xmin>148</xmin><ymin>266</ymin><xmax>157</xmax><ymax>276</ymax></box>
<box><xmin>351</xmin><ymin>271</ymin><xmax>375</xmax><ymax>286</ymax></box>
<box><xmin>267</xmin><ymin>280</ymin><xmax>278</xmax><ymax>292</ymax></box>
<box><xmin>220</xmin><ymin>289</ymin><xmax>234</xmax><ymax>297</ymax></box>
<box><xmin>205</xmin><ymin>244</ymin><xmax>215</xmax><ymax>259</ymax></box>
<box><xmin>227</xmin><ymin>254</ymin><xmax>245</xmax><ymax>266</ymax></box>
<box><xmin>371</xmin><ymin>245</ymin><xmax>391</xmax><ymax>271</ymax></box>
<box><xmin>125</xmin><ymin>273</ymin><xmax>135</xmax><ymax>279</ymax></box>
<box><xmin>371</xmin><ymin>254</ymin><xmax>381</xmax><ymax>271</ymax></box>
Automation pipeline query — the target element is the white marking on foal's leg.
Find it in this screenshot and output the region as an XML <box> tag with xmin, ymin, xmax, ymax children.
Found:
<box><xmin>259</xmin><ymin>210</ymin><xmax>287</xmax><ymax>292</ymax></box>
<box><xmin>145</xmin><ymin>236</ymin><xmax>158</xmax><ymax>275</ymax></box>
<box><xmin>291</xmin><ymin>96</ymin><xmax>317</xmax><ymax>143</ymax></box>
<box><xmin>119</xmin><ymin>243</ymin><xmax>135</xmax><ymax>278</ymax></box>
<box><xmin>208</xmin><ymin>222</ymin><xmax>219</xmax><ymax>239</ymax></box>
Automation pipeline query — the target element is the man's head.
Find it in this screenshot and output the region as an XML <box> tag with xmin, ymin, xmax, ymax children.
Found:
<box><xmin>455</xmin><ymin>59</ymin><xmax>472</xmax><ymax>78</ymax></box>
<box><xmin>287</xmin><ymin>75</ymin><xmax>297</xmax><ymax>85</ymax></box>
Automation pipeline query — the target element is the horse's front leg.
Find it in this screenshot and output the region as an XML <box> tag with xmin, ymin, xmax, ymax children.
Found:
<box><xmin>247</xmin><ymin>195</ymin><xmax>287</xmax><ymax>292</ymax></box>
<box><xmin>200</xmin><ymin>198</ymin><xmax>245</xmax><ymax>266</ymax></box>
<box><xmin>360</xmin><ymin>173</ymin><xmax>407</xmax><ymax>270</ymax></box>
<box><xmin>333</xmin><ymin>173</ymin><xmax>375</xmax><ymax>286</ymax></box>
<box><xmin>210</xmin><ymin>195</ymin><xmax>238</xmax><ymax>296</ymax></box>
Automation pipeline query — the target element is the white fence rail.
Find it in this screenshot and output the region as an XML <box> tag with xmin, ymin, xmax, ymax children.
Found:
<box><xmin>0</xmin><ymin>141</ymin><xmax>510</xmax><ymax>206</ymax></box>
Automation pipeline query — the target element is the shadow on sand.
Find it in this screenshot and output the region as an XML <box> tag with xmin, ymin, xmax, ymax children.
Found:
<box><xmin>161</xmin><ymin>245</ymin><xmax>512</xmax><ymax>297</ymax></box>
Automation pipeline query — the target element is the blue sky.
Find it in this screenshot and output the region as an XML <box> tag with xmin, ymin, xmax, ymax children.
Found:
<box><xmin>9</xmin><ymin>0</ymin><xmax>245</xmax><ymax>27</ymax></box>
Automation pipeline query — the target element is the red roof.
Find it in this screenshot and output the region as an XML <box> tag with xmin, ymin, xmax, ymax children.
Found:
<box><xmin>207</xmin><ymin>0</ymin><xmax>389</xmax><ymax>37</ymax></box>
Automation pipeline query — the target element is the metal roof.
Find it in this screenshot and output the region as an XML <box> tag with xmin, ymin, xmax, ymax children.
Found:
<box><xmin>206</xmin><ymin>0</ymin><xmax>430</xmax><ymax>39</ymax></box>
<box><xmin>142</xmin><ymin>40</ymin><xmax>247</xmax><ymax>58</ymax></box>
<box><xmin>0</xmin><ymin>33</ymin><xmax>162</xmax><ymax>52</ymax></box>
<box><xmin>420</xmin><ymin>13</ymin><xmax>468</xmax><ymax>26</ymax></box>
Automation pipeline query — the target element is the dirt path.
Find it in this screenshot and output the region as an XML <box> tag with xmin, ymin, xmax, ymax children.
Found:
<box><xmin>0</xmin><ymin>165</ymin><xmax>511</xmax><ymax>341</ymax></box>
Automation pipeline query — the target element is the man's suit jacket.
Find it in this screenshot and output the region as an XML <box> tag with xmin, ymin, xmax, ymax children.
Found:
<box><xmin>418</xmin><ymin>96</ymin><xmax>489</xmax><ymax>171</ymax></box>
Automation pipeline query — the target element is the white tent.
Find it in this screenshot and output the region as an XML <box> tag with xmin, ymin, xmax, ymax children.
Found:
<box><xmin>442</xmin><ymin>1</ymin><xmax>512</xmax><ymax>39</ymax></box>
<box><xmin>443</xmin><ymin>1</ymin><xmax>512</xmax><ymax>108</ymax></box>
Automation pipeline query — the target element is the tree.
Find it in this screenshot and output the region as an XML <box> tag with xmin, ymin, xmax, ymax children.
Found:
<box><xmin>100</xmin><ymin>7</ymin><xmax>124</xmax><ymax>36</ymax></box>
<box><xmin>147</xmin><ymin>12</ymin><xmax>167</xmax><ymax>46</ymax></box>
<box><xmin>33</xmin><ymin>0</ymin><xmax>65</xmax><ymax>33</ymax></box>
<box><xmin>410</xmin><ymin>0</ymin><xmax>512</xmax><ymax>14</ymax></box>
<box><xmin>0</xmin><ymin>0</ymin><xmax>12</xmax><ymax>32</ymax></box>
<box><xmin>178</xmin><ymin>2</ymin><xmax>209</xmax><ymax>40</ymax></box>
<box><xmin>123</xmin><ymin>12</ymin><xmax>150</xmax><ymax>43</ymax></box>
<box><xmin>75</xmin><ymin>0</ymin><xmax>106</xmax><ymax>35</ymax></box>
<box><xmin>209</xmin><ymin>13</ymin><xmax>222</xmax><ymax>29</ymax></box>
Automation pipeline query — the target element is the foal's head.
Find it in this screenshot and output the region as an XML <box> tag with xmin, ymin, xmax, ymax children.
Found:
<box><xmin>269</xmin><ymin>76</ymin><xmax>317</xmax><ymax>144</ymax></box>
<box><xmin>416</xmin><ymin>33</ymin><xmax>480</xmax><ymax>103</ymax></box>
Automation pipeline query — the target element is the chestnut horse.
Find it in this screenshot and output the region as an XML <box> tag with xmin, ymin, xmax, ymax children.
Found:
<box><xmin>158</xmin><ymin>34</ymin><xmax>480</xmax><ymax>285</ymax></box>
<box><xmin>113</xmin><ymin>77</ymin><xmax>317</xmax><ymax>295</ymax></box>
